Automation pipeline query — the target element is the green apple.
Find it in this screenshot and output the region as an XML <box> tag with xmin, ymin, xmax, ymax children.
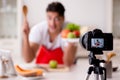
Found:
<box><xmin>66</xmin><ymin>23</ymin><xmax>75</xmax><ymax>31</ymax></box>
<box><xmin>74</xmin><ymin>25</ymin><xmax>80</xmax><ymax>31</ymax></box>
<box><xmin>49</xmin><ymin>60</ymin><xmax>58</xmax><ymax>68</ymax></box>
<box><xmin>67</xmin><ymin>32</ymin><xmax>76</xmax><ymax>38</ymax></box>
<box><xmin>66</xmin><ymin>23</ymin><xmax>80</xmax><ymax>31</ymax></box>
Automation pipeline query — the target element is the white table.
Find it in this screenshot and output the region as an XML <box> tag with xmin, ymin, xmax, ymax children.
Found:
<box><xmin>1</xmin><ymin>59</ymin><xmax>120</xmax><ymax>80</ymax></box>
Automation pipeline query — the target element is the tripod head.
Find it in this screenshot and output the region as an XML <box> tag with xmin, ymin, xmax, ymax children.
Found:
<box><xmin>88</xmin><ymin>51</ymin><xmax>105</xmax><ymax>67</ymax></box>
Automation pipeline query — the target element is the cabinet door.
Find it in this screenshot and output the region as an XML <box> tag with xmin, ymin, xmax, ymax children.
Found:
<box><xmin>0</xmin><ymin>0</ymin><xmax>17</xmax><ymax>39</ymax></box>
<box><xmin>113</xmin><ymin>0</ymin><xmax>120</xmax><ymax>38</ymax></box>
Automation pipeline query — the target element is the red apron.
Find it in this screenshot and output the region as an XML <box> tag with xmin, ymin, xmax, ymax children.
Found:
<box><xmin>35</xmin><ymin>45</ymin><xmax>64</xmax><ymax>64</ymax></box>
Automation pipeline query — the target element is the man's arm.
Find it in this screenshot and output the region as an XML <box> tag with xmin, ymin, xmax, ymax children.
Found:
<box><xmin>22</xmin><ymin>19</ymin><xmax>39</xmax><ymax>63</ymax></box>
<box><xmin>22</xmin><ymin>38</ymin><xmax>39</xmax><ymax>63</ymax></box>
<box><xmin>63</xmin><ymin>43</ymin><xmax>77</xmax><ymax>67</ymax></box>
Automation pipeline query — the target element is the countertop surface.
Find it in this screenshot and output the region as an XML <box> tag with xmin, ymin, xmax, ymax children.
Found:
<box><xmin>0</xmin><ymin>58</ymin><xmax>120</xmax><ymax>80</ymax></box>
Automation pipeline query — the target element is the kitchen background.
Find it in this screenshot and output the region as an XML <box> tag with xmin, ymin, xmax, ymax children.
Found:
<box><xmin>0</xmin><ymin>0</ymin><xmax>120</xmax><ymax>64</ymax></box>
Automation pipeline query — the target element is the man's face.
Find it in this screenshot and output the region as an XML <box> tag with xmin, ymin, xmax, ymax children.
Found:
<box><xmin>47</xmin><ymin>12</ymin><xmax>64</xmax><ymax>33</ymax></box>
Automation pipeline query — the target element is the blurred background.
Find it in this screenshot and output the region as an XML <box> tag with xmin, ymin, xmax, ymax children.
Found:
<box><xmin>0</xmin><ymin>0</ymin><xmax>120</xmax><ymax>64</ymax></box>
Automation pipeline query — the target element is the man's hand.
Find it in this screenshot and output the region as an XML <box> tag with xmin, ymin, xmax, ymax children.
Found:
<box><xmin>22</xmin><ymin>19</ymin><xmax>30</xmax><ymax>38</ymax></box>
<box><xmin>63</xmin><ymin>43</ymin><xmax>77</xmax><ymax>67</ymax></box>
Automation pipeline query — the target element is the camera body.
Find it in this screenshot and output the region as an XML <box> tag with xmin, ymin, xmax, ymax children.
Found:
<box><xmin>81</xmin><ymin>29</ymin><xmax>113</xmax><ymax>54</ymax></box>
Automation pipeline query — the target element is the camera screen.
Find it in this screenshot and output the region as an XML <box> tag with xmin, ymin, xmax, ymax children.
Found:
<box><xmin>91</xmin><ymin>38</ymin><xmax>104</xmax><ymax>48</ymax></box>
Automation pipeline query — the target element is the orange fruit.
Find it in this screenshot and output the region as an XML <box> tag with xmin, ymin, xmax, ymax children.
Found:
<box><xmin>61</xmin><ymin>29</ymin><xmax>70</xmax><ymax>38</ymax></box>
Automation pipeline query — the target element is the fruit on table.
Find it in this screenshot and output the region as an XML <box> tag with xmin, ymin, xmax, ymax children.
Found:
<box><xmin>49</xmin><ymin>60</ymin><xmax>58</xmax><ymax>68</ymax></box>
<box><xmin>73</xmin><ymin>30</ymin><xmax>80</xmax><ymax>37</ymax></box>
<box><xmin>61</xmin><ymin>29</ymin><xmax>70</xmax><ymax>38</ymax></box>
<box><xmin>67</xmin><ymin>32</ymin><xmax>76</xmax><ymax>38</ymax></box>
<box><xmin>15</xmin><ymin>65</ymin><xmax>43</xmax><ymax>77</ymax></box>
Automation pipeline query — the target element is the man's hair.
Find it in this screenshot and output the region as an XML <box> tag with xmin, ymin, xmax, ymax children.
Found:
<box><xmin>46</xmin><ymin>2</ymin><xmax>65</xmax><ymax>17</ymax></box>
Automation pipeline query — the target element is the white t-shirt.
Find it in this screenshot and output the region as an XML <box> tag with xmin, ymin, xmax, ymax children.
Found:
<box><xmin>29</xmin><ymin>21</ymin><xmax>68</xmax><ymax>50</ymax></box>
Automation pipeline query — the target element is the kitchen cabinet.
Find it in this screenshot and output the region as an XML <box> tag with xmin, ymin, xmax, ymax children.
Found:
<box><xmin>106</xmin><ymin>0</ymin><xmax>120</xmax><ymax>37</ymax></box>
<box><xmin>0</xmin><ymin>0</ymin><xmax>22</xmax><ymax>56</ymax></box>
<box><xmin>0</xmin><ymin>0</ymin><xmax>17</xmax><ymax>38</ymax></box>
<box><xmin>113</xmin><ymin>0</ymin><xmax>120</xmax><ymax>38</ymax></box>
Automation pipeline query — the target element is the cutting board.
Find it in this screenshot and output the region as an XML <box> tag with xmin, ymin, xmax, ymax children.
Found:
<box><xmin>35</xmin><ymin>64</ymin><xmax>70</xmax><ymax>72</ymax></box>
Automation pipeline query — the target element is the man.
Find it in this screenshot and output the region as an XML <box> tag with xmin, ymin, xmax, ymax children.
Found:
<box><xmin>22</xmin><ymin>2</ymin><xmax>77</xmax><ymax>67</ymax></box>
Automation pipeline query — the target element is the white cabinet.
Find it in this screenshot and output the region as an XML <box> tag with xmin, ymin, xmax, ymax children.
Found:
<box><xmin>113</xmin><ymin>0</ymin><xmax>120</xmax><ymax>38</ymax></box>
<box><xmin>0</xmin><ymin>0</ymin><xmax>17</xmax><ymax>38</ymax></box>
<box><xmin>0</xmin><ymin>0</ymin><xmax>22</xmax><ymax>55</ymax></box>
<box><xmin>106</xmin><ymin>0</ymin><xmax>120</xmax><ymax>37</ymax></box>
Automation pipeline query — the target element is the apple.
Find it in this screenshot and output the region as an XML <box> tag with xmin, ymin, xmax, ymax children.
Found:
<box><xmin>66</xmin><ymin>23</ymin><xmax>75</xmax><ymax>31</ymax></box>
<box><xmin>66</xmin><ymin>23</ymin><xmax>80</xmax><ymax>31</ymax></box>
<box><xmin>73</xmin><ymin>30</ymin><xmax>80</xmax><ymax>37</ymax></box>
<box><xmin>67</xmin><ymin>32</ymin><xmax>76</xmax><ymax>38</ymax></box>
<box><xmin>74</xmin><ymin>25</ymin><xmax>80</xmax><ymax>31</ymax></box>
<box><xmin>49</xmin><ymin>60</ymin><xmax>58</xmax><ymax>68</ymax></box>
<box><xmin>61</xmin><ymin>29</ymin><xmax>70</xmax><ymax>38</ymax></box>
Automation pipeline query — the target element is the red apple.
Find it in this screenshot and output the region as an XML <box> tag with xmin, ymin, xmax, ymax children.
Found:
<box><xmin>61</xmin><ymin>29</ymin><xmax>70</xmax><ymax>38</ymax></box>
<box><xmin>73</xmin><ymin>30</ymin><xmax>80</xmax><ymax>37</ymax></box>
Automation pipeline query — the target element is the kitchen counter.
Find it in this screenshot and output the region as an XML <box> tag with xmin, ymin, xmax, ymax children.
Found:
<box><xmin>1</xmin><ymin>58</ymin><xmax>120</xmax><ymax>80</ymax></box>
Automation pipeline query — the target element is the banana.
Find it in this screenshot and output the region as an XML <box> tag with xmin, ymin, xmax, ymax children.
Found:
<box><xmin>15</xmin><ymin>65</ymin><xmax>43</xmax><ymax>77</ymax></box>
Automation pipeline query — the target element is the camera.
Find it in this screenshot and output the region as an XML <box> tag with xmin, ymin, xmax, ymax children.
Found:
<box><xmin>81</xmin><ymin>29</ymin><xmax>113</xmax><ymax>54</ymax></box>
<box><xmin>80</xmin><ymin>29</ymin><xmax>113</xmax><ymax>80</ymax></box>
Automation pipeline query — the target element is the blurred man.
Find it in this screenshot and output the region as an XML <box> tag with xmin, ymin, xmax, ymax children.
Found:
<box><xmin>22</xmin><ymin>2</ymin><xmax>77</xmax><ymax>67</ymax></box>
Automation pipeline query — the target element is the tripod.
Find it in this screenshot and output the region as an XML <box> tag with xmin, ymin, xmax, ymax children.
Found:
<box><xmin>86</xmin><ymin>51</ymin><xmax>106</xmax><ymax>80</ymax></box>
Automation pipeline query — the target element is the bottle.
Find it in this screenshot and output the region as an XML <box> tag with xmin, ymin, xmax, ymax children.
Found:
<box><xmin>3</xmin><ymin>50</ymin><xmax>17</xmax><ymax>76</ymax></box>
<box><xmin>0</xmin><ymin>50</ymin><xmax>7</xmax><ymax>78</ymax></box>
